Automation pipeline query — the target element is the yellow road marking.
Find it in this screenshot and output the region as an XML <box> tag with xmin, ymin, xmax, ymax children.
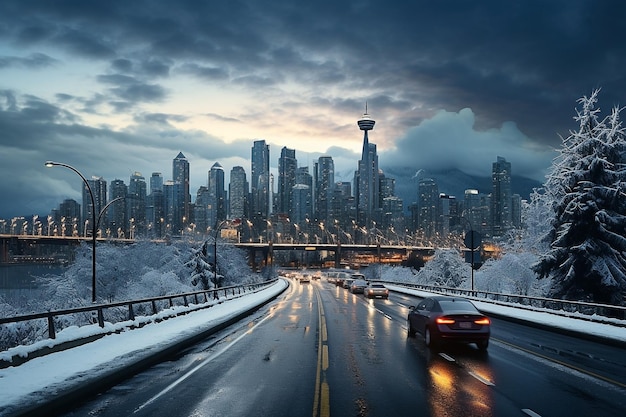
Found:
<box><xmin>313</xmin><ymin>288</ymin><xmax>330</xmax><ymax>417</ymax></box>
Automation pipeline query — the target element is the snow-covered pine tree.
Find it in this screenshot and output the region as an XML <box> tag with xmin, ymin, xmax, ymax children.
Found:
<box><xmin>533</xmin><ymin>90</ymin><xmax>626</xmax><ymax>305</ymax></box>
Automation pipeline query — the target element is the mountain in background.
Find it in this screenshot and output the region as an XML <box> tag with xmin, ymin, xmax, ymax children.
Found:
<box><xmin>383</xmin><ymin>167</ymin><xmax>544</xmax><ymax>208</ymax></box>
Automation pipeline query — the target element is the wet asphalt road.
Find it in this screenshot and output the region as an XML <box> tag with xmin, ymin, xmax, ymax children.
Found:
<box><xmin>61</xmin><ymin>279</ymin><xmax>626</xmax><ymax>417</ymax></box>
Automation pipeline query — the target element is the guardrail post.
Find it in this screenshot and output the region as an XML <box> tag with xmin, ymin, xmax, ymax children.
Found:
<box><xmin>183</xmin><ymin>295</ymin><xmax>188</xmax><ymax>306</ymax></box>
<box><xmin>128</xmin><ymin>304</ymin><xmax>135</xmax><ymax>321</ymax></box>
<box><xmin>97</xmin><ymin>308</ymin><xmax>105</xmax><ymax>327</ymax></box>
<box><xmin>47</xmin><ymin>315</ymin><xmax>56</xmax><ymax>339</ymax></box>
<box><xmin>151</xmin><ymin>300</ymin><xmax>157</xmax><ymax>315</ymax></box>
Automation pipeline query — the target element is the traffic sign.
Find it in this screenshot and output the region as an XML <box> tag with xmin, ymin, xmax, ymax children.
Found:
<box><xmin>464</xmin><ymin>230</ymin><xmax>482</xmax><ymax>250</ymax></box>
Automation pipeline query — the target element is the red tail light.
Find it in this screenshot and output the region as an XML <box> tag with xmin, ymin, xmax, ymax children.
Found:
<box><xmin>436</xmin><ymin>317</ymin><xmax>455</xmax><ymax>325</ymax></box>
<box><xmin>474</xmin><ymin>318</ymin><xmax>490</xmax><ymax>325</ymax></box>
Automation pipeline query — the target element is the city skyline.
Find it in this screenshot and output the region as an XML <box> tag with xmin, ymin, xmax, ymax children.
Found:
<box><xmin>3</xmin><ymin>1</ymin><xmax>626</xmax><ymax>217</ymax></box>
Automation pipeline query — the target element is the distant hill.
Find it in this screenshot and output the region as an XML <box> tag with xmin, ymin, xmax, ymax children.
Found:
<box><xmin>383</xmin><ymin>167</ymin><xmax>544</xmax><ymax>208</ymax></box>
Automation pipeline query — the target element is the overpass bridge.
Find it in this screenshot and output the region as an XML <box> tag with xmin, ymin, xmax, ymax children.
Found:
<box><xmin>0</xmin><ymin>234</ymin><xmax>434</xmax><ymax>268</ymax></box>
<box><xmin>234</xmin><ymin>242</ymin><xmax>435</xmax><ymax>269</ymax></box>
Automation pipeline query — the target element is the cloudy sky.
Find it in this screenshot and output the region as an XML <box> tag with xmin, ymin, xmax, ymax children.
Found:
<box><xmin>2</xmin><ymin>0</ymin><xmax>626</xmax><ymax>219</ymax></box>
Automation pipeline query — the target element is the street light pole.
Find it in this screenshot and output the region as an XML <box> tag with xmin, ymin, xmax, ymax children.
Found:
<box><xmin>45</xmin><ymin>161</ymin><xmax>97</xmax><ymax>303</ymax></box>
<box><xmin>213</xmin><ymin>219</ymin><xmax>240</xmax><ymax>286</ymax></box>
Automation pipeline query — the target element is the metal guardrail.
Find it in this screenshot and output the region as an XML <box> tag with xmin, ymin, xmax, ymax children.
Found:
<box><xmin>379</xmin><ymin>280</ymin><xmax>626</xmax><ymax>322</ymax></box>
<box><xmin>0</xmin><ymin>279</ymin><xmax>278</xmax><ymax>347</ymax></box>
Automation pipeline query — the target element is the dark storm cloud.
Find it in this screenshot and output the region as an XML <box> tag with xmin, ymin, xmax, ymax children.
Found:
<box><xmin>2</xmin><ymin>0</ymin><xmax>626</xmax><ymax>217</ymax></box>
<box><xmin>97</xmin><ymin>74</ymin><xmax>167</xmax><ymax>104</ymax></box>
<box><xmin>2</xmin><ymin>0</ymin><xmax>623</xmax><ymax>145</ymax></box>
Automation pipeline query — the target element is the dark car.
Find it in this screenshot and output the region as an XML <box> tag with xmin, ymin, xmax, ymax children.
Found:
<box><xmin>350</xmin><ymin>279</ymin><xmax>368</xmax><ymax>294</ymax></box>
<box><xmin>407</xmin><ymin>296</ymin><xmax>490</xmax><ymax>350</ymax></box>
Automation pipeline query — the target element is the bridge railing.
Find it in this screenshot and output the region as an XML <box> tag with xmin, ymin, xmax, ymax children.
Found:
<box><xmin>379</xmin><ymin>280</ymin><xmax>626</xmax><ymax>322</ymax></box>
<box><xmin>0</xmin><ymin>279</ymin><xmax>277</xmax><ymax>353</ymax></box>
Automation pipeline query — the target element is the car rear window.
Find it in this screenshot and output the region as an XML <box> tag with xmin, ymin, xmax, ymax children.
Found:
<box><xmin>438</xmin><ymin>300</ymin><xmax>477</xmax><ymax>312</ymax></box>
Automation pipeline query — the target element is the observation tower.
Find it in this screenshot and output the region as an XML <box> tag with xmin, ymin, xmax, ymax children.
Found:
<box><xmin>357</xmin><ymin>103</ymin><xmax>376</xmax><ymax>133</ymax></box>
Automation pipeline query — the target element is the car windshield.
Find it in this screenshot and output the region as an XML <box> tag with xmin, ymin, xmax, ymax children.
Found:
<box><xmin>438</xmin><ymin>300</ymin><xmax>478</xmax><ymax>313</ymax></box>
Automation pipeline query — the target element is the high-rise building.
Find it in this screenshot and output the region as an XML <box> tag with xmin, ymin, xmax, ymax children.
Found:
<box><xmin>208</xmin><ymin>162</ymin><xmax>226</xmax><ymax>229</ymax></box>
<box><xmin>491</xmin><ymin>156</ymin><xmax>512</xmax><ymax>237</ymax></box>
<box><xmin>229</xmin><ymin>166</ymin><xmax>248</xmax><ymax>219</ymax></box>
<box><xmin>464</xmin><ymin>189</ymin><xmax>490</xmax><ymax>236</ymax></box>
<box><xmin>354</xmin><ymin>106</ymin><xmax>380</xmax><ymax>228</ymax></box>
<box><xmin>379</xmin><ymin>171</ymin><xmax>395</xmax><ymax>203</ymax></box>
<box><xmin>251</xmin><ymin>140</ymin><xmax>270</xmax><ymax>220</ymax></box>
<box><xmin>150</xmin><ymin>172</ymin><xmax>163</xmax><ymax>194</ymax></box>
<box><xmin>315</xmin><ymin>156</ymin><xmax>334</xmax><ymax>223</ymax></box>
<box><xmin>382</xmin><ymin>196</ymin><xmax>404</xmax><ymax>232</ymax></box>
<box><xmin>163</xmin><ymin>180</ymin><xmax>183</xmax><ymax>236</ymax></box>
<box><xmin>418</xmin><ymin>178</ymin><xmax>439</xmax><ymax>239</ymax></box>
<box><xmin>128</xmin><ymin>172</ymin><xmax>147</xmax><ymax>236</ymax></box>
<box><xmin>194</xmin><ymin>186</ymin><xmax>210</xmax><ymax>234</ymax></box>
<box><xmin>83</xmin><ymin>176</ymin><xmax>107</xmax><ymax>237</ymax></box>
<box><xmin>278</xmin><ymin>147</ymin><xmax>297</xmax><ymax>216</ymax></box>
<box><xmin>296</xmin><ymin>166</ymin><xmax>312</xmax><ymax>188</ymax></box>
<box><xmin>438</xmin><ymin>193</ymin><xmax>456</xmax><ymax>237</ymax></box>
<box><xmin>292</xmin><ymin>184</ymin><xmax>312</xmax><ymax>226</ymax></box>
<box><xmin>109</xmin><ymin>179</ymin><xmax>127</xmax><ymax>238</ymax></box>
<box><xmin>173</xmin><ymin>152</ymin><xmax>190</xmax><ymax>232</ymax></box>
<box><xmin>57</xmin><ymin>199</ymin><xmax>81</xmax><ymax>236</ymax></box>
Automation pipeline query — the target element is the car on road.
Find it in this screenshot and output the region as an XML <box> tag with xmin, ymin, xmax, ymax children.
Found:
<box><xmin>407</xmin><ymin>296</ymin><xmax>490</xmax><ymax>350</ymax></box>
<box><xmin>364</xmin><ymin>283</ymin><xmax>389</xmax><ymax>299</ymax></box>
<box><xmin>350</xmin><ymin>279</ymin><xmax>368</xmax><ymax>294</ymax></box>
<box><xmin>342</xmin><ymin>278</ymin><xmax>354</xmax><ymax>289</ymax></box>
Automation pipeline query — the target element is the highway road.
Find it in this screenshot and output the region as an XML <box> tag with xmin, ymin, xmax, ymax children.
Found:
<box><xmin>61</xmin><ymin>278</ymin><xmax>626</xmax><ymax>417</ymax></box>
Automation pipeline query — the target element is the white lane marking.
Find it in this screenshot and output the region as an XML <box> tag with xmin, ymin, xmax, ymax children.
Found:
<box><xmin>134</xmin><ymin>313</ymin><xmax>272</xmax><ymax>413</ymax></box>
<box><xmin>438</xmin><ymin>353</ymin><xmax>456</xmax><ymax>362</ymax></box>
<box><xmin>469</xmin><ymin>371</ymin><xmax>495</xmax><ymax>386</ymax></box>
<box><xmin>522</xmin><ymin>409</ymin><xmax>543</xmax><ymax>417</ymax></box>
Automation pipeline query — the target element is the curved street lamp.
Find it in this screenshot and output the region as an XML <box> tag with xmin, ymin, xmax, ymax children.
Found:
<box><xmin>45</xmin><ymin>161</ymin><xmax>98</xmax><ymax>302</ymax></box>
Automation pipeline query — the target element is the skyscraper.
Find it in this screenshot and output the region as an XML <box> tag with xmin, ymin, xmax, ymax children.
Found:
<box><xmin>208</xmin><ymin>162</ymin><xmax>226</xmax><ymax>228</ymax></box>
<box><xmin>418</xmin><ymin>178</ymin><xmax>439</xmax><ymax>239</ymax></box>
<box><xmin>491</xmin><ymin>156</ymin><xmax>512</xmax><ymax>237</ymax></box>
<box><xmin>292</xmin><ymin>184</ymin><xmax>312</xmax><ymax>226</ymax></box>
<box><xmin>229</xmin><ymin>166</ymin><xmax>248</xmax><ymax>219</ymax></box>
<box><xmin>354</xmin><ymin>106</ymin><xmax>380</xmax><ymax>228</ymax></box>
<box><xmin>251</xmin><ymin>140</ymin><xmax>270</xmax><ymax>219</ymax></box>
<box><xmin>164</xmin><ymin>180</ymin><xmax>183</xmax><ymax>236</ymax></box>
<box><xmin>109</xmin><ymin>179</ymin><xmax>127</xmax><ymax>237</ymax></box>
<box><xmin>128</xmin><ymin>172</ymin><xmax>147</xmax><ymax>236</ymax></box>
<box><xmin>84</xmin><ymin>176</ymin><xmax>107</xmax><ymax>237</ymax></box>
<box><xmin>278</xmin><ymin>147</ymin><xmax>297</xmax><ymax>216</ymax></box>
<box><xmin>150</xmin><ymin>172</ymin><xmax>163</xmax><ymax>194</ymax></box>
<box><xmin>172</xmin><ymin>152</ymin><xmax>190</xmax><ymax>232</ymax></box>
<box><xmin>316</xmin><ymin>156</ymin><xmax>334</xmax><ymax>223</ymax></box>
<box><xmin>194</xmin><ymin>185</ymin><xmax>210</xmax><ymax>234</ymax></box>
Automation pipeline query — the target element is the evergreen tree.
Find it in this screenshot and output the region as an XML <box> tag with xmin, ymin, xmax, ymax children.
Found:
<box><xmin>533</xmin><ymin>90</ymin><xmax>626</xmax><ymax>305</ymax></box>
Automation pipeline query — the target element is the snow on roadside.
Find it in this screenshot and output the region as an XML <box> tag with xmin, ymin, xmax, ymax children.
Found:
<box><xmin>0</xmin><ymin>279</ymin><xmax>288</xmax><ymax>416</ymax></box>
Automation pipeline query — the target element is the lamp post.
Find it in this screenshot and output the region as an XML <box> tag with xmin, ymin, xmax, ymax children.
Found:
<box><xmin>213</xmin><ymin>219</ymin><xmax>241</xmax><ymax>286</ymax></box>
<box><xmin>45</xmin><ymin>161</ymin><xmax>97</xmax><ymax>302</ymax></box>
